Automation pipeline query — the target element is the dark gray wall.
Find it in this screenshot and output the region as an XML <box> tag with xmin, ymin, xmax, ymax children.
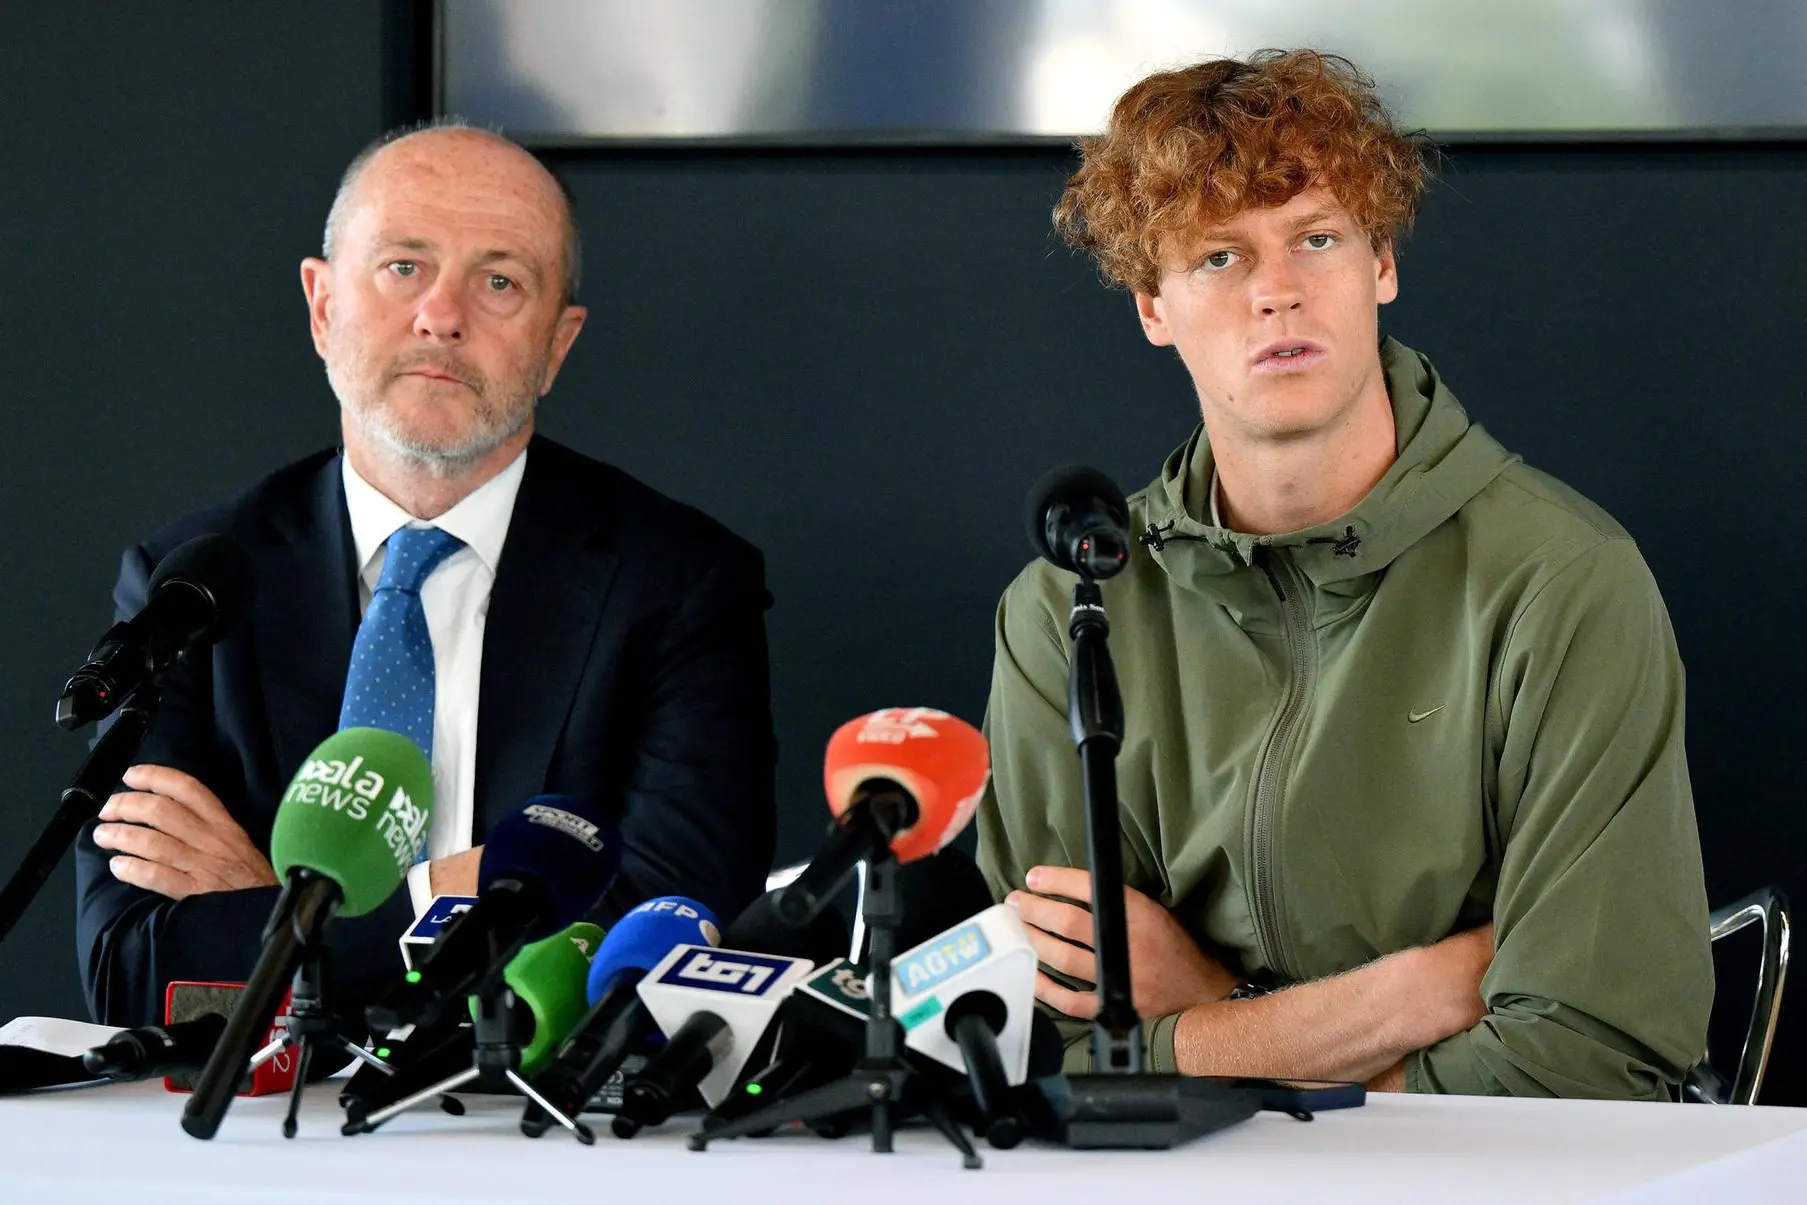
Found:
<box><xmin>3</xmin><ymin>5</ymin><xmax>1802</xmax><ymax>1103</ymax></box>
<box><xmin>0</xmin><ymin>0</ymin><xmax>388</xmax><ymax>1028</ymax></box>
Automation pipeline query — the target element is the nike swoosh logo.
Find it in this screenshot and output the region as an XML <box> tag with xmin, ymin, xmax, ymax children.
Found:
<box><xmin>1408</xmin><ymin>706</ymin><xmax>1444</xmax><ymax>724</ymax></box>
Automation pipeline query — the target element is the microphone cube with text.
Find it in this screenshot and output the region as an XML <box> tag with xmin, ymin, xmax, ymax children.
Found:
<box><xmin>632</xmin><ymin>946</ymin><xmax>816</xmax><ymax>1112</ymax></box>
<box><xmin>399</xmin><ymin>895</ymin><xmax>480</xmax><ymax>971</ymax></box>
<box><xmin>891</xmin><ymin>905</ymin><xmax>1039</xmax><ymax>1086</ymax></box>
<box><xmin>160</xmin><ymin>982</ymin><xmax>299</xmax><ymax>1097</ymax></box>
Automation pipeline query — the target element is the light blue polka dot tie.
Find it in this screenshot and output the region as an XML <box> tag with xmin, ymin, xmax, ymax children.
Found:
<box><xmin>338</xmin><ymin>525</ymin><xmax>464</xmax><ymax>776</ymax></box>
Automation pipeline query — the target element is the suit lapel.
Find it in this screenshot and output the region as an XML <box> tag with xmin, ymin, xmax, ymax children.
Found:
<box><xmin>474</xmin><ymin>441</ymin><xmax>619</xmax><ymax>835</ymax></box>
<box><xmin>255</xmin><ymin>455</ymin><xmax>360</xmax><ymax>782</ymax></box>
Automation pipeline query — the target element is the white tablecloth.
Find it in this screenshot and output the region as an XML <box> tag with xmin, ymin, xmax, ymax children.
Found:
<box><xmin>3</xmin><ymin>1080</ymin><xmax>1803</xmax><ymax>1204</ymax></box>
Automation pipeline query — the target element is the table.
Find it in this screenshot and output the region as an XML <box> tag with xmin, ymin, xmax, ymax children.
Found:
<box><xmin>2</xmin><ymin>1080</ymin><xmax>1803</xmax><ymax>1204</ymax></box>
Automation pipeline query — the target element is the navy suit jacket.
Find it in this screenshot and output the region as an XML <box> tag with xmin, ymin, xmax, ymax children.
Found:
<box><xmin>74</xmin><ymin>436</ymin><xmax>776</xmax><ymax>1025</ymax></box>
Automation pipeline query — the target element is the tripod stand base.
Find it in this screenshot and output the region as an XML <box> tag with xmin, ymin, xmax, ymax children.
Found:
<box><xmin>690</xmin><ymin>1061</ymin><xmax>982</xmax><ymax>1169</ymax></box>
<box><xmin>236</xmin><ymin>946</ymin><xmax>384</xmax><ymax>1141</ymax></box>
<box><xmin>1019</xmin><ymin>1073</ymin><xmax>1261</xmax><ymax>1149</ymax></box>
<box><xmin>348</xmin><ymin>981</ymin><xmax>594</xmax><ymax>1142</ymax></box>
<box><xmin>345</xmin><ymin>1065</ymin><xmax>594</xmax><ymax>1144</ymax></box>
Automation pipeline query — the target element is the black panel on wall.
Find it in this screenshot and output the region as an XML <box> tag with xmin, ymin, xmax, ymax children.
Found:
<box><xmin>0</xmin><ymin>3</ymin><xmax>389</xmax><ymax>1024</ymax></box>
<box><xmin>2</xmin><ymin>5</ymin><xmax>1802</xmax><ymax>1105</ymax></box>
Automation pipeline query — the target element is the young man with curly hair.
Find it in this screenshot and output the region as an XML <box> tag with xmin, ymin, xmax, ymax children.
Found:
<box><xmin>979</xmin><ymin>50</ymin><xmax>1711</xmax><ymax>1098</ymax></box>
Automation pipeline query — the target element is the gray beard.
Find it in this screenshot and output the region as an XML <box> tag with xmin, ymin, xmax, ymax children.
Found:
<box><xmin>352</xmin><ymin>395</ymin><xmax>536</xmax><ymax>478</ymax></box>
<box><xmin>327</xmin><ymin>359</ymin><xmax>540</xmax><ymax>479</ymax></box>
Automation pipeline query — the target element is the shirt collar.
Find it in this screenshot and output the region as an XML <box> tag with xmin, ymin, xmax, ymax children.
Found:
<box><xmin>341</xmin><ymin>448</ymin><xmax>528</xmax><ymax>580</ymax></box>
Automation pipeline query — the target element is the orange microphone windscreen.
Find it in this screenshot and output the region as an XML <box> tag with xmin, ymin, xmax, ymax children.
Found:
<box><xmin>822</xmin><ymin>708</ymin><xmax>989</xmax><ymax>864</ymax></box>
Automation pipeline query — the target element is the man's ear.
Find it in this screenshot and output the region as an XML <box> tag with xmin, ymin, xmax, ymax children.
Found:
<box><xmin>300</xmin><ymin>258</ymin><xmax>334</xmax><ymax>358</ymax></box>
<box><xmin>1134</xmin><ymin>290</ymin><xmax>1175</xmax><ymax>347</ymax></box>
<box><xmin>536</xmin><ymin>304</ymin><xmax>588</xmax><ymax>396</ymax></box>
<box><xmin>1375</xmin><ymin>238</ymin><xmax>1399</xmax><ymax>306</ymax></box>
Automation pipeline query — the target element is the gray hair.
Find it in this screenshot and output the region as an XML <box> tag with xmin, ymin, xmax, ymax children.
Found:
<box><xmin>321</xmin><ymin>116</ymin><xmax>583</xmax><ymax>305</ymax></box>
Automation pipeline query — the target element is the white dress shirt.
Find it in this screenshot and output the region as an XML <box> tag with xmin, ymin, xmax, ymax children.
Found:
<box><xmin>340</xmin><ymin>449</ymin><xmax>527</xmax><ymax>917</ymax></box>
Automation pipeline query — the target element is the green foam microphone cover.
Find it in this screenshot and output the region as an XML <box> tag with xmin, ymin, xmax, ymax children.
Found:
<box><xmin>270</xmin><ymin>727</ymin><xmax>435</xmax><ymax>917</ymax></box>
<box><xmin>499</xmin><ymin>921</ymin><xmax>605</xmax><ymax>1074</ymax></box>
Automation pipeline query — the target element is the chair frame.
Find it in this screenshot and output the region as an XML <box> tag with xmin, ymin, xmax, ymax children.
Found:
<box><xmin>1687</xmin><ymin>887</ymin><xmax>1790</xmax><ymax>1105</ymax></box>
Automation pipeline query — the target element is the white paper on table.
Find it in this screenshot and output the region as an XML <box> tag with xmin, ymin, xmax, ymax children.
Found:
<box><xmin>0</xmin><ymin>1016</ymin><xmax>123</xmax><ymax>1057</ymax></box>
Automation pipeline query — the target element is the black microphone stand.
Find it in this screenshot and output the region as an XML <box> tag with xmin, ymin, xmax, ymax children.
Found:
<box><xmin>1018</xmin><ymin>576</ymin><xmax>1263</xmax><ymax>1149</ymax></box>
<box><xmin>0</xmin><ymin>684</ymin><xmax>159</xmax><ymax>948</ymax></box>
<box><xmin>688</xmin><ymin>856</ymin><xmax>983</xmax><ymax>1169</ymax></box>
<box><xmin>1067</xmin><ymin>579</ymin><xmax>1141</xmax><ymax>1072</ymax></box>
<box><xmin>343</xmin><ymin>956</ymin><xmax>592</xmax><ymax>1142</ymax></box>
<box><xmin>181</xmin><ymin>870</ymin><xmax>316</xmax><ymax>1137</ymax></box>
<box><xmin>244</xmin><ymin>949</ymin><xmax>398</xmax><ymax>1139</ymax></box>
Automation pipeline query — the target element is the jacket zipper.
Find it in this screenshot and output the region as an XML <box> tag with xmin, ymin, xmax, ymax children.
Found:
<box><xmin>1250</xmin><ymin>549</ymin><xmax>1316</xmax><ymax>984</ymax></box>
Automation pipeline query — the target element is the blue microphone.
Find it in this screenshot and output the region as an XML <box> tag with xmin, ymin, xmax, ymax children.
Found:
<box><xmin>521</xmin><ymin>896</ymin><xmax>720</xmax><ymax>1138</ymax></box>
<box><xmin>366</xmin><ymin>796</ymin><xmax>622</xmax><ymax>1031</ymax></box>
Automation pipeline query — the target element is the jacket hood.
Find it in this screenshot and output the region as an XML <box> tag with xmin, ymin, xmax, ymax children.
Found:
<box><xmin>1137</xmin><ymin>337</ymin><xmax>1520</xmax><ymax>589</ymax></box>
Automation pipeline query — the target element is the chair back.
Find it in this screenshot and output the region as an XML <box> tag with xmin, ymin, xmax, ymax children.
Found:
<box><xmin>1685</xmin><ymin>888</ymin><xmax>1790</xmax><ymax>1105</ymax></box>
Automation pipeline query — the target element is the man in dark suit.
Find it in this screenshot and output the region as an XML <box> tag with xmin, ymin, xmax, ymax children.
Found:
<box><xmin>74</xmin><ymin>123</ymin><xmax>776</xmax><ymax>1025</ymax></box>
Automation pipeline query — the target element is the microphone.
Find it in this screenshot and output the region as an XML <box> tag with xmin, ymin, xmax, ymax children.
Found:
<box><xmin>340</xmin><ymin>900</ymin><xmax>477</xmax><ymax>1114</ymax></box>
<box><xmin>398</xmin><ymin>893</ymin><xmax>481</xmax><ymax>970</ymax></box>
<box><xmin>1026</xmin><ymin>464</ymin><xmax>1140</xmax><ymax>1073</ymax></box>
<box><xmin>1024</xmin><ymin>465</ymin><xmax>1132</xmax><ymax>580</ymax></box>
<box><xmin>504</xmin><ymin>922</ymin><xmax>606</xmax><ymax>1077</ymax></box>
<box><xmin>366</xmin><ymin>796</ymin><xmax>621</xmax><ymax>1032</ymax></box>
<box><xmin>0</xmin><ymin>1047</ymin><xmax>97</xmax><ymax>1095</ymax></box>
<box><xmin>706</xmin><ymin>956</ymin><xmax>875</xmax><ymax>1136</ymax></box>
<box><xmin>614</xmin><ymin>892</ymin><xmax>847</xmax><ymax>1135</ymax></box>
<box><xmin>716</xmin><ymin>850</ymin><xmax>1000</xmax><ymax>1126</ymax></box>
<box><xmin>81</xmin><ymin>1015</ymin><xmax>226</xmax><ymax>1081</ymax></box>
<box><xmin>775</xmin><ymin>708</ymin><xmax>990</xmax><ymax>926</ymax></box>
<box><xmin>892</xmin><ymin>903</ymin><xmax>1040</xmax><ymax>1147</ymax></box>
<box><xmin>520</xmin><ymin>896</ymin><xmax>720</xmax><ymax>1138</ymax></box>
<box><xmin>345</xmin><ymin>921</ymin><xmax>601</xmax><ymax>1124</ymax></box>
<box><xmin>57</xmin><ymin>533</ymin><xmax>254</xmax><ymax>730</ymax></box>
<box><xmin>340</xmin><ymin>1008</ymin><xmax>472</xmax><ymax>1119</ymax></box>
<box><xmin>181</xmin><ymin>727</ymin><xmax>433</xmax><ymax>1140</ymax></box>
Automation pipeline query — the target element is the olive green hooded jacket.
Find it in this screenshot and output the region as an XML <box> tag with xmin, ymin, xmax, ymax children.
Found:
<box><xmin>976</xmin><ymin>338</ymin><xmax>1712</xmax><ymax>1098</ymax></box>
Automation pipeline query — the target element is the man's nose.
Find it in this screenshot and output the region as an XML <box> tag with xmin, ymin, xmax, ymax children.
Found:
<box><xmin>413</xmin><ymin>278</ymin><xmax>466</xmax><ymax>341</ymax></box>
<box><xmin>1251</xmin><ymin>256</ymin><xmax>1305</xmax><ymax>316</ymax></box>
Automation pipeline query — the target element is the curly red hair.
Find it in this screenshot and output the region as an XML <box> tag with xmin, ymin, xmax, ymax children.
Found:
<box><xmin>1053</xmin><ymin>49</ymin><xmax>1432</xmax><ymax>295</ymax></box>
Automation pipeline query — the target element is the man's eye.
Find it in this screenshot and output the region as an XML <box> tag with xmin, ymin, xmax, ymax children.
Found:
<box><xmin>1303</xmin><ymin>233</ymin><xmax>1336</xmax><ymax>250</ymax></box>
<box><xmin>1201</xmin><ymin>250</ymin><xmax>1236</xmax><ymax>271</ymax></box>
<box><xmin>387</xmin><ymin>261</ymin><xmax>418</xmax><ymax>277</ymax></box>
<box><xmin>487</xmin><ymin>274</ymin><xmax>516</xmax><ymax>292</ymax></box>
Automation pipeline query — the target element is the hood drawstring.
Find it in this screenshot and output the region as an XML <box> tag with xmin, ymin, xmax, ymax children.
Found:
<box><xmin>1143</xmin><ymin>520</ymin><xmax>1363</xmax><ymax>560</ymax></box>
<box><xmin>1140</xmin><ymin>521</ymin><xmax>1229</xmax><ymax>553</ymax></box>
<box><xmin>1304</xmin><ymin>526</ymin><xmax>1363</xmax><ymax>559</ymax></box>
